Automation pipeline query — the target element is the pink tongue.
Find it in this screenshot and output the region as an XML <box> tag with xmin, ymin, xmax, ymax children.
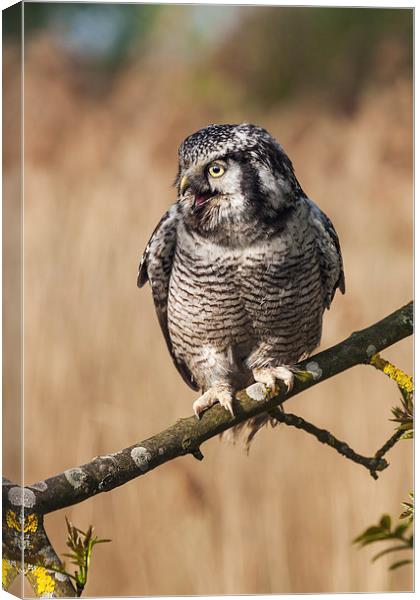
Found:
<box><xmin>195</xmin><ymin>195</ymin><xmax>207</xmax><ymax>206</ymax></box>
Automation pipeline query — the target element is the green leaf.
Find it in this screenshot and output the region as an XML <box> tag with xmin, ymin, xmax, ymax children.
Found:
<box><xmin>399</xmin><ymin>429</ymin><xmax>413</xmax><ymax>440</ymax></box>
<box><xmin>380</xmin><ymin>515</ymin><xmax>391</xmax><ymax>531</ymax></box>
<box><xmin>60</xmin><ymin>517</ymin><xmax>111</xmax><ymax>596</ymax></box>
<box><xmin>393</xmin><ymin>523</ymin><xmax>410</xmax><ymax>538</ymax></box>
<box><xmin>400</xmin><ymin>494</ymin><xmax>414</xmax><ymax>522</ymax></box>
<box><xmin>372</xmin><ymin>545</ymin><xmax>410</xmax><ymax>563</ymax></box>
<box><xmin>396</xmin><ymin>421</ymin><xmax>413</xmax><ymax>431</ymax></box>
<box><xmin>353</xmin><ymin>526</ymin><xmax>384</xmax><ymax>543</ymax></box>
<box><xmin>358</xmin><ymin>532</ymin><xmax>394</xmax><ymax>547</ymax></box>
<box><xmin>389</xmin><ymin>559</ymin><xmax>413</xmax><ymax>571</ymax></box>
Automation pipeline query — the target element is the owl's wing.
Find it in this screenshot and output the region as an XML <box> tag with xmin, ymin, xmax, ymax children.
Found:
<box><xmin>138</xmin><ymin>204</ymin><xmax>199</xmax><ymax>391</ymax></box>
<box><xmin>306</xmin><ymin>198</ymin><xmax>345</xmax><ymax>309</ymax></box>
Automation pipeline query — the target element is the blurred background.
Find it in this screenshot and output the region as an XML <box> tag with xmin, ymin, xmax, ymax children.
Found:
<box><xmin>3</xmin><ymin>2</ymin><xmax>413</xmax><ymax>595</ymax></box>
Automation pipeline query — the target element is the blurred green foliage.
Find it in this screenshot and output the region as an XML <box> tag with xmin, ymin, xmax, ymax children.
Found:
<box><xmin>209</xmin><ymin>7</ymin><xmax>413</xmax><ymax>111</ymax></box>
<box><xmin>353</xmin><ymin>356</ymin><xmax>413</xmax><ymax>574</ymax></box>
<box><xmin>3</xmin><ymin>4</ymin><xmax>413</xmax><ymax>111</ymax></box>
<box><xmin>5</xmin><ymin>2</ymin><xmax>160</xmax><ymax>69</ymax></box>
<box><xmin>354</xmin><ymin>507</ymin><xmax>413</xmax><ymax>571</ymax></box>
<box><xmin>2</xmin><ymin>1</ymin><xmax>22</xmax><ymax>38</ymax></box>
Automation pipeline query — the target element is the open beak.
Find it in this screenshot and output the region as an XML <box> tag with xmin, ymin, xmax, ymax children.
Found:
<box><xmin>180</xmin><ymin>173</ymin><xmax>216</xmax><ymax>208</ymax></box>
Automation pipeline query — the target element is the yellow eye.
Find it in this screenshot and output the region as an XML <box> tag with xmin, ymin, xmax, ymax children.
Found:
<box><xmin>208</xmin><ymin>163</ymin><xmax>225</xmax><ymax>178</ymax></box>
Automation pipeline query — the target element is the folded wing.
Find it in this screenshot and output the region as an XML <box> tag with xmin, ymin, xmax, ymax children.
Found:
<box><xmin>306</xmin><ymin>198</ymin><xmax>345</xmax><ymax>308</ymax></box>
<box><xmin>138</xmin><ymin>204</ymin><xmax>199</xmax><ymax>390</ymax></box>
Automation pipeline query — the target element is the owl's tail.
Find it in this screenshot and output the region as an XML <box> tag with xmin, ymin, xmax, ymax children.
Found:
<box><xmin>221</xmin><ymin>411</ymin><xmax>280</xmax><ymax>451</ymax></box>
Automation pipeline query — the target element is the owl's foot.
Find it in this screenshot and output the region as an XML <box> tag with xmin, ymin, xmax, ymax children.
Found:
<box><xmin>193</xmin><ymin>384</ymin><xmax>234</xmax><ymax>419</ymax></box>
<box><xmin>252</xmin><ymin>366</ymin><xmax>294</xmax><ymax>395</ymax></box>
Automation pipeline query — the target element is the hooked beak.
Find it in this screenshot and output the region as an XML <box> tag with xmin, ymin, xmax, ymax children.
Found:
<box><xmin>180</xmin><ymin>175</ymin><xmax>190</xmax><ymax>195</ymax></box>
<box><xmin>180</xmin><ymin>173</ymin><xmax>216</xmax><ymax>208</ymax></box>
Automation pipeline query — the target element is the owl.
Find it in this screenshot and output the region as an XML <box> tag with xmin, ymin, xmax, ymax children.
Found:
<box><xmin>138</xmin><ymin>123</ymin><xmax>345</xmax><ymax>431</ymax></box>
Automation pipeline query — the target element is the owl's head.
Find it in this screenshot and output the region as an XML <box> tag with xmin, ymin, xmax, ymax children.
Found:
<box><xmin>176</xmin><ymin>123</ymin><xmax>304</xmax><ymax>238</ymax></box>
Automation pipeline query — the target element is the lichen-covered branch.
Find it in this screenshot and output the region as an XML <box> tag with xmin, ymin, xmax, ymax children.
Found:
<box><xmin>2</xmin><ymin>301</ymin><xmax>413</xmax><ymax>596</ymax></box>
<box><xmin>3</xmin><ymin>301</ymin><xmax>413</xmax><ymax>518</ymax></box>
<box><xmin>2</xmin><ymin>478</ymin><xmax>76</xmax><ymax>596</ymax></box>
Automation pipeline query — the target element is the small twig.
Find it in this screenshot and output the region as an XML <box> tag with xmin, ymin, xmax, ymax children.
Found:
<box><xmin>269</xmin><ymin>407</ymin><xmax>388</xmax><ymax>479</ymax></box>
<box><xmin>375</xmin><ymin>429</ymin><xmax>405</xmax><ymax>461</ymax></box>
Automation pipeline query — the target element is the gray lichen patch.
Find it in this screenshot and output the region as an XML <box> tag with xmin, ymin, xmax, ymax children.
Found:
<box><xmin>305</xmin><ymin>361</ymin><xmax>323</xmax><ymax>380</ymax></box>
<box><xmin>131</xmin><ymin>446</ymin><xmax>152</xmax><ymax>471</ymax></box>
<box><xmin>30</xmin><ymin>481</ymin><xmax>48</xmax><ymax>492</ymax></box>
<box><xmin>8</xmin><ymin>486</ymin><xmax>36</xmax><ymax>508</ymax></box>
<box><xmin>400</xmin><ymin>309</ymin><xmax>413</xmax><ymax>328</ymax></box>
<box><xmin>246</xmin><ymin>382</ymin><xmax>267</xmax><ymax>401</ymax></box>
<box><xmin>54</xmin><ymin>571</ymin><xmax>68</xmax><ymax>582</ymax></box>
<box><xmin>38</xmin><ymin>545</ymin><xmax>56</xmax><ymax>562</ymax></box>
<box><xmin>64</xmin><ymin>468</ymin><xmax>88</xmax><ymax>490</ymax></box>
<box><xmin>98</xmin><ymin>454</ymin><xmax>118</xmax><ymax>463</ymax></box>
<box><xmin>366</xmin><ymin>344</ymin><xmax>377</xmax><ymax>358</ymax></box>
<box><xmin>106</xmin><ymin>451</ymin><xmax>124</xmax><ymax>466</ymax></box>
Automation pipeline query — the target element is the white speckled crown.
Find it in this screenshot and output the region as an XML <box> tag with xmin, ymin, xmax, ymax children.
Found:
<box><xmin>178</xmin><ymin>123</ymin><xmax>276</xmax><ymax>166</ymax></box>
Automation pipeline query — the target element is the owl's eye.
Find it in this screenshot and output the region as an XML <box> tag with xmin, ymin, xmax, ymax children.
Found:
<box><xmin>208</xmin><ymin>162</ymin><xmax>225</xmax><ymax>178</ymax></box>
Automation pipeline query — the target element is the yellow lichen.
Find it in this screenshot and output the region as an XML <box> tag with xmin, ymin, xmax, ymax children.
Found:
<box><xmin>383</xmin><ymin>363</ymin><xmax>413</xmax><ymax>394</ymax></box>
<box><xmin>26</xmin><ymin>566</ymin><xmax>56</xmax><ymax>596</ymax></box>
<box><xmin>23</xmin><ymin>513</ymin><xmax>39</xmax><ymax>533</ymax></box>
<box><xmin>5</xmin><ymin>509</ymin><xmax>38</xmax><ymax>533</ymax></box>
<box><xmin>2</xmin><ymin>558</ymin><xmax>20</xmax><ymax>590</ymax></box>
<box><xmin>370</xmin><ymin>353</ymin><xmax>413</xmax><ymax>395</ymax></box>
<box><xmin>5</xmin><ymin>509</ymin><xmax>20</xmax><ymax>531</ymax></box>
<box><xmin>295</xmin><ymin>370</ymin><xmax>315</xmax><ymax>383</ymax></box>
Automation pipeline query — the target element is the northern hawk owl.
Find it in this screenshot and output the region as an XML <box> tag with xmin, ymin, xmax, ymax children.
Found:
<box><xmin>138</xmin><ymin>124</ymin><xmax>345</xmax><ymax>430</ymax></box>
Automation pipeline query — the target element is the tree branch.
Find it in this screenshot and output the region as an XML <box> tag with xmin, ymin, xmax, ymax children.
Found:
<box><xmin>2</xmin><ymin>477</ymin><xmax>76</xmax><ymax>596</ymax></box>
<box><xmin>2</xmin><ymin>301</ymin><xmax>413</xmax><ymax>596</ymax></box>
<box><xmin>3</xmin><ymin>301</ymin><xmax>412</xmax><ymax>518</ymax></box>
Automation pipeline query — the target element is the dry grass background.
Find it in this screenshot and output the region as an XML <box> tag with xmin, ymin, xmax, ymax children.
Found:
<box><xmin>4</xmin><ymin>18</ymin><xmax>413</xmax><ymax>596</ymax></box>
